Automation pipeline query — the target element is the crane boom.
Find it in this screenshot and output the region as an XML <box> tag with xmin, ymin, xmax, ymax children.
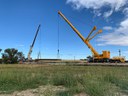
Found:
<box><xmin>58</xmin><ymin>11</ymin><xmax>99</xmax><ymax>57</ymax></box>
<box><xmin>88</xmin><ymin>30</ymin><xmax>102</xmax><ymax>41</ymax></box>
<box><xmin>27</xmin><ymin>24</ymin><xmax>41</xmax><ymax>60</ymax></box>
<box><xmin>32</xmin><ymin>25</ymin><xmax>41</xmax><ymax>47</ymax></box>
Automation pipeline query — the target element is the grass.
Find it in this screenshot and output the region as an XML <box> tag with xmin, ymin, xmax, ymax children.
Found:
<box><xmin>0</xmin><ymin>64</ymin><xmax>128</xmax><ymax>96</ymax></box>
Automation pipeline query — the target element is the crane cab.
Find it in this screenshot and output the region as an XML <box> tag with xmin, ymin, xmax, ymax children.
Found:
<box><xmin>102</xmin><ymin>51</ymin><xmax>110</xmax><ymax>59</ymax></box>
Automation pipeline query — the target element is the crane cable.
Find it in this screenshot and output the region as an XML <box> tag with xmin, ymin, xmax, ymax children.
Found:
<box><xmin>57</xmin><ymin>14</ymin><xmax>60</xmax><ymax>59</ymax></box>
<box><xmin>37</xmin><ymin>26</ymin><xmax>41</xmax><ymax>59</ymax></box>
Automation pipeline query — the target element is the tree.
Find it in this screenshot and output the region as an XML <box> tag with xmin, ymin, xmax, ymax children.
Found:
<box><xmin>17</xmin><ymin>52</ymin><xmax>25</xmax><ymax>61</ymax></box>
<box><xmin>2</xmin><ymin>48</ymin><xmax>24</xmax><ymax>64</ymax></box>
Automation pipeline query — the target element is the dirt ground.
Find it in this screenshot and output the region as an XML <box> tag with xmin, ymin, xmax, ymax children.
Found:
<box><xmin>0</xmin><ymin>85</ymin><xmax>88</xmax><ymax>96</ymax></box>
<box><xmin>0</xmin><ymin>85</ymin><xmax>66</xmax><ymax>96</ymax></box>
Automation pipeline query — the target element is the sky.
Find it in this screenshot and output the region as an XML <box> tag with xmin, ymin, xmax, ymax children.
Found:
<box><xmin>0</xmin><ymin>0</ymin><xmax>128</xmax><ymax>60</ymax></box>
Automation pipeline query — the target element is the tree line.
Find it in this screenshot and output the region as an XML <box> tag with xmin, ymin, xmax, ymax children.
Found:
<box><xmin>0</xmin><ymin>48</ymin><xmax>25</xmax><ymax>64</ymax></box>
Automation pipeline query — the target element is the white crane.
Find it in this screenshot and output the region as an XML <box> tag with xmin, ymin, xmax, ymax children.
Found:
<box><xmin>27</xmin><ymin>24</ymin><xmax>41</xmax><ymax>60</ymax></box>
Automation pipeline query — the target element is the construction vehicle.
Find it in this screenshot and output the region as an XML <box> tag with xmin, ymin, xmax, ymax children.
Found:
<box><xmin>27</xmin><ymin>24</ymin><xmax>41</xmax><ymax>60</ymax></box>
<box><xmin>58</xmin><ymin>11</ymin><xmax>125</xmax><ymax>63</ymax></box>
<box><xmin>111</xmin><ymin>56</ymin><xmax>125</xmax><ymax>63</ymax></box>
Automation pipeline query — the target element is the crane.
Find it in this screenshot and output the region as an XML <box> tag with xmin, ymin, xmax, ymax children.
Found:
<box><xmin>58</xmin><ymin>11</ymin><xmax>110</xmax><ymax>62</ymax></box>
<box><xmin>27</xmin><ymin>24</ymin><xmax>41</xmax><ymax>60</ymax></box>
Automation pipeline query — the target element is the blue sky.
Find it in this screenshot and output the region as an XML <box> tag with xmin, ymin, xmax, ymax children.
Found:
<box><xmin>0</xmin><ymin>0</ymin><xmax>128</xmax><ymax>60</ymax></box>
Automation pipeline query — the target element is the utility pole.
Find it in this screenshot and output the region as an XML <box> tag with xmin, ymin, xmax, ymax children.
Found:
<box><xmin>74</xmin><ymin>56</ymin><xmax>75</xmax><ymax>61</ymax></box>
<box><xmin>57</xmin><ymin>49</ymin><xmax>60</xmax><ymax>59</ymax></box>
<box><xmin>37</xmin><ymin>51</ymin><xmax>41</xmax><ymax>59</ymax></box>
<box><xmin>119</xmin><ymin>49</ymin><xmax>121</xmax><ymax>57</ymax></box>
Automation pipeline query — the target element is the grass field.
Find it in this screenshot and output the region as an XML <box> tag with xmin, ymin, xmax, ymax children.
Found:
<box><xmin>0</xmin><ymin>64</ymin><xmax>128</xmax><ymax>96</ymax></box>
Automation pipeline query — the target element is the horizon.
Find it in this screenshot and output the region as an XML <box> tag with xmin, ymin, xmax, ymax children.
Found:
<box><xmin>0</xmin><ymin>0</ymin><xmax>128</xmax><ymax>60</ymax></box>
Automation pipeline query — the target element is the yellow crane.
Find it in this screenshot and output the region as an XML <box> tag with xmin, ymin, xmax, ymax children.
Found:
<box><xmin>58</xmin><ymin>11</ymin><xmax>111</xmax><ymax>62</ymax></box>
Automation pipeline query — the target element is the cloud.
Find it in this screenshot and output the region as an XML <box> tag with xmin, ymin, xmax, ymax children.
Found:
<box><xmin>66</xmin><ymin>0</ymin><xmax>128</xmax><ymax>46</ymax></box>
<box><xmin>93</xmin><ymin>10</ymin><xmax>102</xmax><ymax>17</ymax></box>
<box><xmin>66</xmin><ymin>0</ymin><xmax>128</xmax><ymax>18</ymax></box>
<box><xmin>97</xmin><ymin>18</ymin><xmax>128</xmax><ymax>46</ymax></box>
<box><xmin>104</xmin><ymin>10</ymin><xmax>113</xmax><ymax>18</ymax></box>
<box><xmin>103</xmin><ymin>26</ymin><xmax>113</xmax><ymax>30</ymax></box>
<box><xmin>17</xmin><ymin>44</ymin><xmax>24</xmax><ymax>47</ymax></box>
<box><xmin>123</xmin><ymin>8</ymin><xmax>128</xmax><ymax>17</ymax></box>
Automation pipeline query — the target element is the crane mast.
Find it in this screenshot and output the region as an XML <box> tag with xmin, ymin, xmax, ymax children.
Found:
<box><xmin>27</xmin><ymin>24</ymin><xmax>41</xmax><ymax>60</ymax></box>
